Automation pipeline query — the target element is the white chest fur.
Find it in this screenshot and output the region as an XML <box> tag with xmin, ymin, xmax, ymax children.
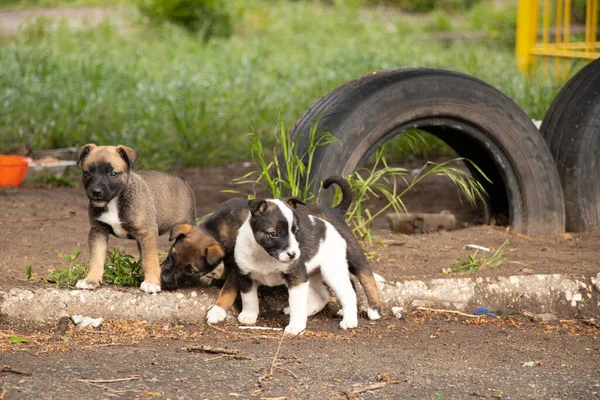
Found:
<box><xmin>234</xmin><ymin>218</ymin><xmax>288</xmax><ymax>287</ymax></box>
<box><xmin>97</xmin><ymin>199</ymin><xmax>128</xmax><ymax>238</ymax></box>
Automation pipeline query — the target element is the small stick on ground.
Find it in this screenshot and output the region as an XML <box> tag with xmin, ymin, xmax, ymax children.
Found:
<box><xmin>205</xmin><ymin>354</ymin><xmax>253</xmax><ymax>361</ymax></box>
<box><xmin>0</xmin><ymin>388</ymin><xmax>6</xmax><ymax>399</ymax></box>
<box><xmin>342</xmin><ymin>373</ymin><xmax>407</xmax><ymax>400</ymax></box>
<box><xmin>416</xmin><ymin>307</ymin><xmax>479</xmax><ymax>318</ymax></box>
<box><xmin>0</xmin><ymin>216</ymin><xmax>74</xmax><ymax>225</ymax></box>
<box><xmin>76</xmin><ymin>376</ymin><xmax>139</xmax><ymax>384</ymax></box>
<box><xmin>1</xmin><ymin>366</ymin><xmax>34</xmax><ymax>376</ymax></box>
<box><xmin>78</xmin><ymin>381</ymin><xmax>132</xmax><ymax>393</ymax></box>
<box><xmin>258</xmin><ymin>331</ymin><xmax>287</xmax><ymax>387</ymax></box>
<box><xmin>186</xmin><ymin>345</ymin><xmax>241</xmax><ymax>355</ymax></box>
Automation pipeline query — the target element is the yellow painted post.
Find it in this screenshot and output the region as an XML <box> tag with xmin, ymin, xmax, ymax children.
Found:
<box><xmin>516</xmin><ymin>0</ymin><xmax>537</xmax><ymax>72</ymax></box>
<box><xmin>517</xmin><ymin>0</ymin><xmax>599</xmax><ymax>78</ymax></box>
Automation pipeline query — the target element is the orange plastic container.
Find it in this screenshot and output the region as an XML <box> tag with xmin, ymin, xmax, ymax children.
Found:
<box><xmin>0</xmin><ymin>155</ymin><xmax>31</xmax><ymax>187</ymax></box>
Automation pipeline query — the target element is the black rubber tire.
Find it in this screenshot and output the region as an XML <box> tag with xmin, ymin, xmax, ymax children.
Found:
<box><xmin>291</xmin><ymin>68</ymin><xmax>565</xmax><ymax>236</ymax></box>
<box><xmin>540</xmin><ymin>58</ymin><xmax>600</xmax><ymax>232</ymax></box>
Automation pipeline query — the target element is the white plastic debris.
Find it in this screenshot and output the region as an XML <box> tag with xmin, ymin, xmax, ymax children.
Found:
<box><xmin>71</xmin><ymin>314</ymin><xmax>104</xmax><ymax>328</ymax></box>
<box><xmin>522</xmin><ymin>361</ymin><xmax>535</xmax><ymax>367</ymax></box>
<box><xmin>392</xmin><ymin>306</ymin><xmax>405</xmax><ymax>319</ymax></box>
<box><xmin>463</xmin><ymin>244</ymin><xmax>491</xmax><ymax>252</ymax></box>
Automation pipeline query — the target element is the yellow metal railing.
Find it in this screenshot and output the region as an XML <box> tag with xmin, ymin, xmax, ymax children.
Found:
<box><xmin>516</xmin><ymin>0</ymin><xmax>599</xmax><ymax>75</ymax></box>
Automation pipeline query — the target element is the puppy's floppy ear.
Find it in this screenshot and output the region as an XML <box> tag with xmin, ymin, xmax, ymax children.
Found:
<box><xmin>206</xmin><ymin>244</ymin><xmax>224</xmax><ymax>267</ymax></box>
<box><xmin>116</xmin><ymin>145</ymin><xmax>138</xmax><ymax>169</ymax></box>
<box><xmin>77</xmin><ymin>143</ymin><xmax>97</xmax><ymax>165</ymax></box>
<box><xmin>284</xmin><ymin>197</ymin><xmax>305</xmax><ymax>209</ymax></box>
<box><xmin>169</xmin><ymin>224</ymin><xmax>193</xmax><ymax>241</ymax></box>
<box><xmin>249</xmin><ymin>199</ymin><xmax>268</xmax><ymax>215</ymax></box>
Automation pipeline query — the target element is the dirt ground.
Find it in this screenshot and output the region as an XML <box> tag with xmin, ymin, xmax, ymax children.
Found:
<box><xmin>1</xmin><ymin>312</ymin><xmax>599</xmax><ymax>400</ymax></box>
<box><xmin>1</xmin><ymin>163</ymin><xmax>600</xmax><ymax>398</ymax></box>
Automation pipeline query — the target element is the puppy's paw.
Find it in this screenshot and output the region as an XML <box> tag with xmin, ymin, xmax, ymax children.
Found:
<box><xmin>140</xmin><ymin>281</ymin><xmax>161</xmax><ymax>294</ymax></box>
<box><xmin>284</xmin><ymin>323</ymin><xmax>306</xmax><ymax>335</ymax></box>
<box><xmin>237</xmin><ymin>311</ymin><xmax>258</xmax><ymax>325</ymax></box>
<box><xmin>339</xmin><ymin>316</ymin><xmax>358</xmax><ymax>330</ymax></box>
<box><xmin>337</xmin><ymin>309</ymin><xmax>344</xmax><ymax>317</ymax></box>
<box><xmin>282</xmin><ymin>306</ymin><xmax>290</xmax><ymax>315</ymax></box>
<box><xmin>75</xmin><ymin>280</ymin><xmax>99</xmax><ymax>290</ymax></box>
<box><xmin>206</xmin><ymin>306</ymin><xmax>227</xmax><ymax>324</ymax></box>
<box><xmin>367</xmin><ymin>308</ymin><xmax>381</xmax><ymax>321</ymax></box>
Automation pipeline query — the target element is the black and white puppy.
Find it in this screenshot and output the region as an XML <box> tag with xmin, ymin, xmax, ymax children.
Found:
<box><xmin>234</xmin><ymin>198</ymin><xmax>368</xmax><ymax>335</ymax></box>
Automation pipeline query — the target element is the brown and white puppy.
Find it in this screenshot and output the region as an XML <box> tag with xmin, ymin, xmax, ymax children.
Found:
<box><xmin>76</xmin><ymin>143</ymin><xmax>196</xmax><ymax>293</ymax></box>
<box><xmin>160</xmin><ymin>176</ymin><xmax>381</xmax><ymax>330</ymax></box>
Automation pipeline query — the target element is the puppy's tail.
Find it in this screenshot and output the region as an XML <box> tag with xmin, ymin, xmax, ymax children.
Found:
<box><xmin>322</xmin><ymin>175</ymin><xmax>353</xmax><ymax>216</ymax></box>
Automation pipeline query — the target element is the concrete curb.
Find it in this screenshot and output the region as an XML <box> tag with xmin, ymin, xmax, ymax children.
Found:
<box><xmin>0</xmin><ymin>274</ymin><xmax>597</xmax><ymax>324</ymax></box>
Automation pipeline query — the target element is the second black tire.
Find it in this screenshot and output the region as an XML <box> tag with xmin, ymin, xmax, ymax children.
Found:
<box><xmin>541</xmin><ymin>58</ymin><xmax>600</xmax><ymax>232</ymax></box>
<box><xmin>291</xmin><ymin>68</ymin><xmax>565</xmax><ymax>236</ymax></box>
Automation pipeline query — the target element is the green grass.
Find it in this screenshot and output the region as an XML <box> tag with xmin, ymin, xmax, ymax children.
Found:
<box><xmin>39</xmin><ymin>247</ymin><xmax>144</xmax><ymax>288</ymax></box>
<box><xmin>0</xmin><ymin>0</ymin><xmax>126</xmax><ymax>9</ymax></box>
<box><xmin>228</xmin><ymin>120</ymin><xmax>487</xmax><ymax>241</ymax></box>
<box><xmin>443</xmin><ymin>239</ymin><xmax>509</xmax><ymax>274</ymax></box>
<box><xmin>0</xmin><ymin>0</ymin><xmax>570</xmax><ymax>168</ymax></box>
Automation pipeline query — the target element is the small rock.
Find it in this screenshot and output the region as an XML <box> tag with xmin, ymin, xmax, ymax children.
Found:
<box><xmin>591</xmin><ymin>273</ymin><xmax>600</xmax><ymax>293</ymax></box>
<box><xmin>522</xmin><ymin>361</ymin><xmax>535</xmax><ymax>367</ymax></box>
<box><xmin>531</xmin><ymin>313</ymin><xmax>559</xmax><ymax>323</ymax></box>
<box><xmin>71</xmin><ymin>314</ymin><xmax>104</xmax><ymax>328</ymax></box>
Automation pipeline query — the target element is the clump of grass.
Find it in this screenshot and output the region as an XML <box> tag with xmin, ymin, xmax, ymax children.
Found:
<box><xmin>443</xmin><ymin>239</ymin><xmax>509</xmax><ymax>274</ymax></box>
<box><xmin>39</xmin><ymin>247</ymin><xmax>143</xmax><ymax>288</ymax></box>
<box><xmin>226</xmin><ymin>113</ymin><xmax>336</xmax><ymax>203</ymax></box>
<box><xmin>102</xmin><ymin>248</ymin><xmax>144</xmax><ymax>287</ymax></box>
<box><xmin>347</xmin><ymin>147</ymin><xmax>488</xmax><ymax>241</ymax></box>
<box><xmin>42</xmin><ymin>247</ymin><xmax>87</xmax><ymax>287</ymax></box>
<box><xmin>229</xmin><ymin>119</ymin><xmax>488</xmax><ymax>242</ymax></box>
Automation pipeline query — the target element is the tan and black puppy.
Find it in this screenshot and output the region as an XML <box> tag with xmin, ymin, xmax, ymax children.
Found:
<box><xmin>76</xmin><ymin>143</ymin><xmax>196</xmax><ymax>293</ymax></box>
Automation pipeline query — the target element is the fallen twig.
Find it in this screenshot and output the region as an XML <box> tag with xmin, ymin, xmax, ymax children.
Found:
<box><xmin>186</xmin><ymin>345</ymin><xmax>241</xmax><ymax>355</ymax></box>
<box><xmin>0</xmin><ymin>388</ymin><xmax>6</xmax><ymax>399</ymax></box>
<box><xmin>238</xmin><ymin>326</ymin><xmax>283</xmax><ymax>331</ymax></box>
<box><xmin>1</xmin><ymin>366</ymin><xmax>34</xmax><ymax>376</ymax></box>
<box><xmin>342</xmin><ymin>373</ymin><xmax>407</xmax><ymax>399</ymax></box>
<box><xmin>76</xmin><ymin>375</ymin><xmax>139</xmax><ymax>384</ymax></box>
<box><xmin>0</xmin><ymin>216</ymin><xmax>74</xmax><ymax>225</ymax></box>
<box><xmin>78</xmin><ymin>381</ymin><xmax>132</xmax><ymax>393</ymax></box>
<box><xmin>205</xmin><ymin>354</ymin><xmax>253</xmax><ymax>361</ymax></box>
<box><xmin>416</xmin><ymin>307</ymin><xmax>479</xmax><ymax>318</ymax></box>
<box><xmin>258</xmin><ymin>331</ymin><xmax>286</xmax><ymax>387</ymax></box>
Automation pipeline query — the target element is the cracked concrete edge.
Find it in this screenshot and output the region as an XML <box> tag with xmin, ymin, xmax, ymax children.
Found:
<box><xmin>0</xmin><ymin>274</ymin><xmax>598</xmax><ymax>325</ymax></box>
<box><xmin>378</xmin><ymin>273</ymin><xmax>597</xmax><ymax>316</ymax></box>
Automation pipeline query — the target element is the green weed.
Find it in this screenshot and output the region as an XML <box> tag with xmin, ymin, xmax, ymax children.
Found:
<box><xmin>225</xmin><ymin>113</ymin><xmax>336</xmax><ymax>203</ymax></box>
<box><xmin>42</xmin><ymin>247</ymin><xmax>87</xmax><ymax>287</ymax></box>
<box><xmin>347</xmin><ymin>147</ymin><xmax>488</xmax><ymax>241</ymax></box>
<box><xmin>41</xmin><ymin>247</ymin><xmax>144</xmax><ymax>288</ymax></box>
<box><xmin>229</xmin><ymin>122</ymin><xmax>487</xmax><ymax>242</ymax></box>
<box><xmin>443</xmin><ymin>239</ymin><xmax>509</xmax><ymax>274</ymax></box>
<box><xmin>102</xmin><ymin>248</ymin><xmax>143</xmax><ymax>287</ymax></box>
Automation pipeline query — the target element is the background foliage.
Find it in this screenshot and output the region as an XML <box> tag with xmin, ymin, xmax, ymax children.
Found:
<box><xmin>0</xmin><ymin>0</ymin><xmax>575</xmax><ymax>168</ymax></box>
